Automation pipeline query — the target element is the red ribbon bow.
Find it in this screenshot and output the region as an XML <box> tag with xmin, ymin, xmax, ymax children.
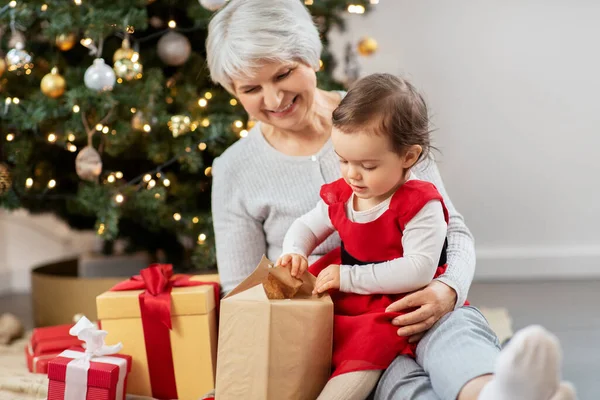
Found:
<box><xmin>111</xmin><ymin>264</ymin><xmax>220</xmax><ymax>400</ymax></box>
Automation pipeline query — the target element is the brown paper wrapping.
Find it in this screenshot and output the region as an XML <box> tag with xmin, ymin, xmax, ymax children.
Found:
<box><xmin>215</xmin><ymin>256</ymin><xmax>333</xmax><ymax>400</ymax></box>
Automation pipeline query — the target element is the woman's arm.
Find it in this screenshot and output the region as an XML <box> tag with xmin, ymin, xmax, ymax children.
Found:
<box><xmin>415</xmin><ymin>156</ymin><xmax>476</xmax><ymax>308</ymax></box>
<box><xmin>212</xmin><ymin>156</ymin><xmax>267</xmax><ymax>295</ymax></box>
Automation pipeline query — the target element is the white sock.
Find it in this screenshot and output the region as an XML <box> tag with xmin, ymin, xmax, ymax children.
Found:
<box><xmin>478</xmin><ymin>325</ymin><xmax>576</xmax><ymax>400</ymax></box>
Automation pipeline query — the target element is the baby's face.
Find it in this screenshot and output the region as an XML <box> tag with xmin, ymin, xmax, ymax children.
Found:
<box><xmin>331</xmin><ymin>127</ymin><xmax>408</xmax><ymax>204</ymax></box>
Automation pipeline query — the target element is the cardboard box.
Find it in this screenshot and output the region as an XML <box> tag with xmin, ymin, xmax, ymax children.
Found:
<box><xmin>96</xmin><ymin>270</ymin><xmax>219</xmax><ymax>400</ymax></box>
<box><xmin>215</xmin><ymin>256</ymin><xmax>334</xmax><ymax>400</ymax></box>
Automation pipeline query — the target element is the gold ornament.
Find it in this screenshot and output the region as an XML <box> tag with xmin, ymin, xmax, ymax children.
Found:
<box><xmin>55</xmin><ymin>33</ymin><xmax>77</xmax><ymax>51</ymax></box>
<box><xmin>75</xmin><ymin>146</ymin><xmax>103</xmax><ymax>181</ymax></box>
<box><xmin>0</xmin><ymin>164</ymin><xmax>12</xmax><ymax>195</ymax></box>
<box><xmin>0</xmin><ymin>58</ymin><xmax>5</xmax><ymax>77</ymax></box>
<box><xmin>41</xmin><ymin>67</ymin><xmax>66</xmax><ymax>98</ymax></box>
<box><xmin>113</xmin><ymin>39</ymin><xmax>135</xmax><ymax>63</ymax></box>
<box><xmin>168</xmin><ymin>115</ymin><xmax>191</xmax><ymax>138</ymax></box>
<box><xmin>357</xmin><ymin>37</ymin><xmax>378</xmax><ymax>56</ymax></box>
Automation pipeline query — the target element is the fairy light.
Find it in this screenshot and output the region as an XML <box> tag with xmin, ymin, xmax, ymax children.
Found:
<box><xmin>6</xmin><ymin>134</ymin><xmax>15</xmax><ymax>142</ymax></box>
<box><xmin>47</xmin><ymin>133</ymin><xmax>57</xmax><ymax>143</ymax></box>
<box><xmin>304</xmin><ymin>0</ymin><xmax>313</xmax><ymax>4</ymax></box>
<box><xmin>97</xmin><ymin>223</ymin><xmax>105</xmax><ymax>235</ymax></box>
<box><xmin>173</xmin><ymin>213</ymin><xmax>182</xmax><ymax>221</ymax></box>
<box><xmin>198</xmin><ymin>98</ymin><xmax>208</xmax><ymax>107</ymax></box>
<box><xmin>168</xmin><ymin>20</ymin><xmax>177</xmax><ymax>28</ymax></box>
<box><xmin>111</xmin><ymin>130</ymin><xmax>117</xmax><ymax>135</ymax></box>
<box><xmin>240</xmin><ymin>129</ymin><xmax>248</xmax><ymax>138</ymax></box>
<box><xmin>67</xmin><ymin>133</ymin><xmax>76</xmax><ymax>142</ymax></box>
<box><xmin>198</xmin><ymin>142</ymin><xmax>207</xmax><ymax>151</ymax></box>
<box><xmin>163</xmin><ymin>178</ymin><xmax>171</xmax><ymax>187</ymax></box>
<box><xmin>234</xmin><ymin>120</ymin><xmax>243</xmax><ymax>128</ymax></box>
<box><xmin>204</xmin><ymin>166</ymin><xmax>212</xmax><ymax>176</ymax></box>
<box><xmin>197</xmin><ymin>233</ymin><xmax>207</xmax><ymax>244</ymax></box>
<box><xmin>12</xmin><ymin>98</ymin><xmax>20</xmax><ymax>105</ymax></box>
<box><xmin>9</xmin><ymin>1</ymin><xmax>17</xmax><ymax>8</ymax></box>
<box><xmin>148</xmin><ymin>179</ymin><xmax>156</xmax><ymax>189</ymax></box>
<box><xmin>74</xmin><ymin>0</ymin><xmax>82</xmax><ymax>5</ymax></box>
<box><xmin>204</xmin><ymin>92</ymin><xmax>213</xmax><ymax>99</ymax></box>
<box><xmin>192</xmin><ymin>217</ymin><xmax>199</xmax><ymax>224</ymax></box>
<box><xmin>130</xmin><ymin>107</ymin><xmax>137</xmax><ymax>113</ymax></box>
<box><xmin>156</xmin><ymin>173</ymin><xmax>161</xmax><ymax>178</ymax></box>
<box><xmin>5</xmin><ymin>98</ymin><xmax>12</xmax><ymax>105</ymax></box>
<box><xmin>81</xmin><ymin>38</ymin><xmax>93</xmax><ymax>47</ymax></box>
<box><xmin>95</xmin><ymin>124</ymin><xmax>103</xmax><ymax>131</ymax></box>
<box><xmin>25</xmin><ymin>178</ymin><xmax>33</xmax><ymax>188</ymax></box>
<box><xmin>115</xmin><ymin>194</ymin><xmax>124</xmax><ymax>204</ymax></box>
<box><xmin>201</xmin><ymin>118</ymin><xmax>210</xmax><ymax>127</ymax></box>
<box><xmin>102</xmin><ymin>126</ymin><xmax>109</xmax><ymax>134</ymax></box>
<box><xmin>67</xmin><ymin>144</ymin><xmax>77</xmax><ymax>152</ymax></box>
<box><xmin>230</xmin><ymin>99</ymin><xmax>238</xmax><ymax>106</ymax></box>
<box><xmin>72</xmin><ymin>105</ymin><xmax>80</xmax><ymax>113</ymax></box>
<box><xmin>115</xmin><ymin>171</ymin><xmax>123</xmax><ymax>179</ymax></box>
<box><xmin>143</xmin><ymin>174</ymin><xmax>152</xmax><ymax>182</ymax></box>
<box><xmin>41</xmin><ymin>4</ymin><xmax>48</xmax><ymax>11</ymax></box>
<box><xmin>107</xmin><ymin>175</ymin><xmax>116</xmax><ymax>183</ymax></box>
<box><xmin>143</xmin><ymin>124</ymin><xmax>151</xmax><ymax>133</ymax></box>
<box><xmin>131</xmin><ymin>53</ymin><xmax>139</xmax><ymax>63</ymax></box>
<box><xmin>319</xmin><ymin>59</ymin><xmax>324</xmax><ymax>69</ymax></box>
<box><xmin>154</xmin><ymin>193</ymin><xmax>161</xmax><ymax>199</ymax></box>
<box><xmin>48</xmin><ymin>179</ymin><xmax>56</xmax><ymax>189</ymax></box>
<box><xmin>117</xmin><ymin>78</ymin><xmax>123</xmax><ymax>84</ymax></box>
<box><xmin>348</xmin><ymin>4</ymin><xmax>365</xmax><ymax>14</ymax></box>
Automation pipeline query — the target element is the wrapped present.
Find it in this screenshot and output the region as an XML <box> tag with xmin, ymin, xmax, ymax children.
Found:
<box><xmin>96</xmin><ymin>264</ymin><xmax>220</xmax><ymax>400</ymax></box>
<box><xmin>215</xmin><ymin>256</ymin><xmax>334</xmax><ymax>400</ymax></box>
<box><xmin>47</xmin><ymin>316</ymin><xmax>132</xmax><ymax>400</ymax></box>
<box><xmin>25</xmin><ymin>323</ymin><xmax>83</xmax><ymax>374</ymax></box>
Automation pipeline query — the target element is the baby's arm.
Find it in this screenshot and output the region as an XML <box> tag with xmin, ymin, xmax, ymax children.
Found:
<box><xmin>279</xmin><ymin>200</ymin><xmax>336</xmax><ymax>274</ymax></box>
<box><xmin>340</xmin><ymin>200</ymin><xmax>447</xmax><ymax>294</ymax></box>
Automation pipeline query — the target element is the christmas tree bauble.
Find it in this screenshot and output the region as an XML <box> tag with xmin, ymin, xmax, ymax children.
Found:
<box><xmin>41</xmin><ymin>67</ymin><xmax>66</xmax><ymax>98</ymax></box>
<box><xmin>157</xmin><ymin>31</ymin><xmax>191</xmax><ymax>66</ymax></box>
<box><xmin>75</xmin><ymin>146</ymin><xmax>103</xmax><ymax>181</ymax></box>
<box><xmin>114</xmin><ymin>58</ymin><xmax>143</xmax><ymax>81</ymax></box>
<box><xmin>84</xmin><ymin>58</ymin><xmax>116</xmax><ymax>91</ymax></box>
<box><xmin>357</xmin><ymin>37</ymin><xmax>378</xmax><ymax>56</ymax></box>
<box><xmin>6</xmin><ymin>43</ymin><xmax>32</xmax><ymax>71</ymax></box>
<box><xmin>8</xmin><ymin>31</ymin><xmax>25</xmax><ymax>49</ymax></box>
<box><xmin>199</xmin><ymin>0</ymin><xmax>227</xmax><ymax>11</ymax></box>
<box><xmin>0</xmin><ymin>164</ymin><xmax>12</xmax><ymax>195</ymax></box>
<box><xmin>113</xmin><ymin>39</ymin><xmax>135</xmax><ymax>63</ymax></box>
<box><xmin>55</xmin><ymin>33</ymin><xmax>77</xmax><ymax>51</ymax></box>
<box><xmin>0</xmin><ymin>58</ymin><xmax>5</xmax><ymax>77</ymax></box>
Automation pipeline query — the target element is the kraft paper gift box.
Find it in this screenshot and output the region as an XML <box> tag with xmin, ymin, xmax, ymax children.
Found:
<box><xmin>96</xmin><ymin>263</ymin><xmax>220</xmax><ymax>400</ymax></box>
<box><xmin>215</xmin><ymin>256</ymin><xmax>334</xmax><ymax>400</ymax></box>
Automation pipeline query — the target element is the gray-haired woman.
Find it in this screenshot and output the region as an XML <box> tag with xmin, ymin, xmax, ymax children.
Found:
<box><xmin>206</xmin><ymin>1</ymin><xmax>575</xmax><ymax>399</ymax></box>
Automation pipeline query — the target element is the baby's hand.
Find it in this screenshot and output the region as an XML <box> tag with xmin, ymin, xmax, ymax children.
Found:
<box><xmin>313</xmin><ymin>264</ymin><xmax>341</xmax><ymax>294</ymax></box>
<box><xmin>275</xmin><ymin>253</ymin><xmax>308</xmax><ymax>278</ymax></box>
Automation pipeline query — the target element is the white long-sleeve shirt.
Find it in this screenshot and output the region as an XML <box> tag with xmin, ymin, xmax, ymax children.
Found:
<box><xmin>281</xmin><ymin>174</ymin><xmax>448</xmax><ymax>295</ymax></box>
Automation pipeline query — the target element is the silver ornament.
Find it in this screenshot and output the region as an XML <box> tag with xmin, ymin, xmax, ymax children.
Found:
<box><xmin>75</xmin><ymin>146</ymin><xmax>103</xmax><ymax>181</ymax></box>
<box><xmin>84</xmin><ymin>58</ymin><xmax>116</xmax><ymax>91</ymax></box>
<box><xmin>6</xmin><ymin>42</ymin><xmax>32</xmax><ymax>71</ymax></box>
<box><xmin>199</xmin><ymin>0</ymin><xmax>227</xmax><ymax>11</ymax></box>
<box><xmin>114</xmin><ymin>58</ymin><xmax>143</xmax><ymax>81</ymax></box>
<box><xmin>157</xmin><ymin>31</ymin><xmax>191</xmax><ymax>66</ymax></box>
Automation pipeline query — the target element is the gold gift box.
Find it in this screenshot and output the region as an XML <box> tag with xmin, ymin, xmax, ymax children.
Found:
<box><xmin>96</xmin><ymin>275</ymin><xmax>219</xmax><ymax>400</ymax></box>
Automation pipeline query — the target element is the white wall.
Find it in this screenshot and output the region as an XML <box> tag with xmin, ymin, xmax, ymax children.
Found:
<box><xmin>0</xmin><ymin>210</ymin><xmax>98</xmax><ymax>294</ymax></box>
<box><xmin>329</xmin><ymin>0</ymin><xmax>600</xmax><ymax>279</ymax></box>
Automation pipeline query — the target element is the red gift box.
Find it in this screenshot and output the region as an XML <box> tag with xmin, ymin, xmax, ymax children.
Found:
<box><xmin>25</xmin><ymin>324</ymin><xmax>83</xmax><ymax>374</ymax></box>
<box><xmin>47</xmin><ymin>347</ymin><xmax>132</xmax><ymax>400</ymax></box>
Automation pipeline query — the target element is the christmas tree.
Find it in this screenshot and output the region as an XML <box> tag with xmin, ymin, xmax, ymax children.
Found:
<box><xmin>0</xmin><ymin>0</ymin><xmax>373</xmax><ymax>270</ymax></box>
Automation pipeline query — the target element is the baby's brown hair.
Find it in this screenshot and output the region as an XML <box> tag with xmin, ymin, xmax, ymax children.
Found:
<box><xmin>332</xmin><ymin>73</ymin><xmax>431</xmax><ymax>160</ymax></box>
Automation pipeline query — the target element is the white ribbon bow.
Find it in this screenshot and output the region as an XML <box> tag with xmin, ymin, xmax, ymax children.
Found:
<box><xmin>61</xmin><ymin>316</ymin><xmax>127</xmax><ymax>400</ymax></box>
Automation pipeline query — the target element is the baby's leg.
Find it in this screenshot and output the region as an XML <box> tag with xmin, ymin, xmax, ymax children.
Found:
<box><xmin>317</xmin><ymin>370</ymin><xmax>382</xmax><ymax>400</ymax></box>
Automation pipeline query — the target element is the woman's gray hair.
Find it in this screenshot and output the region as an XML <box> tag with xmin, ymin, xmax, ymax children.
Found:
<box><xmin>206</xmin><ymin>0</ymin><xmax>322</xmax><ymax>93</ymax></box>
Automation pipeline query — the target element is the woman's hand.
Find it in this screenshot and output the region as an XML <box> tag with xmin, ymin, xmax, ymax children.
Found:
<box><xmin>275</xmin><ymin>253</ymin><xmax>308</xmax><ymax>278</ymax></box>
<box><xmin>313</xmin><ymin>264</ymin><xmax>341</xmax><ymax>294</ymax></box>
<box><xmin>386</xmin><ymin>280</ymin><xmax>457</xmax><ymax>342</ymax></box>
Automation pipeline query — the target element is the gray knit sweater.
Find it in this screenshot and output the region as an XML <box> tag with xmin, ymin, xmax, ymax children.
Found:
<box><xmin>211</xmin><ymin>123</ymin><xmax>475</xmax><ymax>307</ymax></box>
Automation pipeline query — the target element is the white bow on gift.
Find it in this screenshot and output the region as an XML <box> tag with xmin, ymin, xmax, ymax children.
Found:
<box><xmin>61</xmin><ymin>316</ymin><xmax>127</xmax><ymax>400</ymax></box>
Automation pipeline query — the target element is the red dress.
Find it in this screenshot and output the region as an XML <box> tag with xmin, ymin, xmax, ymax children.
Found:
<box><xmin>308</xmin><ymin>178</ymin><xmax>449</xmax><ymax>378</ymax></box>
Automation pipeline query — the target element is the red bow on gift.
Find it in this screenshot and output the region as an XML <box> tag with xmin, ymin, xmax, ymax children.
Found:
<box><xmin>110</xmin><ymin>264</ymin><xmax>220</xmax><ymax>400</ymax></box>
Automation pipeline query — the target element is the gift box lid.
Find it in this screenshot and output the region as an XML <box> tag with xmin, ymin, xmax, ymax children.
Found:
<box><xmin>96</xmin><ymin>276</ymin><xmax>217</xmax><ymax>320</ymax></box>
<box><xmin>31</xmin><ymin>324</ymin><xmax>74</xmax><ymax>346</ymax></box>
<box><xmin>29</xmin><ymin>336</ymin><xmax>83</xmax><ymax>356</ymax></box>
<box><xmin>48</xmin><ymin>347</ymin><xmax>132</xmax><ymax>389</ymax></box>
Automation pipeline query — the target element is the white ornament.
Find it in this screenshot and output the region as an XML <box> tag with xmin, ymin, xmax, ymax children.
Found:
<box><xmin>199</xmin><ymin>0</ymin><xmax>227</xmax><ymax>11</ymax></box>
<box><xmin>84</xmin><ymin>58</ymin><xmax>116</xmax><ymax>92</ymax></box>
<box><xmin>157</xmin><ymin>31</ymin><xmax>191</xmax><ymax>66</ymax></box>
